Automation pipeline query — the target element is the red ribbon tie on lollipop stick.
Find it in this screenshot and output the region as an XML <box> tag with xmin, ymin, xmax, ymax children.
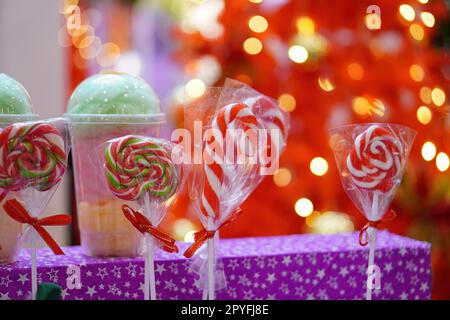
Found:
<box><xmin>122</xmin><ymin>205</ymin><xmax>179</xmax><ymax>253</ymax></box>
<box><xmin>2</xmin><ymin>199</ymin><xmax>71</xmax><ymax>255</ymax></box>
<box><xmin>184</xmin><ymin>207</ymin><xmax>243</xmax><ymax>258</ymax></box>
<box><xmin>359</xmin><ymin>209</ymin><xmax>397</xmax><ymax>246</ymax></box>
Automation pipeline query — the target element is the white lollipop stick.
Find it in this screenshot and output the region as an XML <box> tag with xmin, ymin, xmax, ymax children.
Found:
<box><xmin>144</xmin><ymin>195</ymin><xmax>156</xmax><ymax>301</ymax></box>
<box><xmin>207</xmin><ymin>217</ymin><xmax>215</xmax><ymax>300</ymax></box>
<box><xmin>366</xmin><ymin>191</ymin><xmax>379</xmax><ymax>300</ymax></box>
<box><xmin>30</xmin><ymin>229</ymin><xmax>37</xmax><ymax>300</ymax></box>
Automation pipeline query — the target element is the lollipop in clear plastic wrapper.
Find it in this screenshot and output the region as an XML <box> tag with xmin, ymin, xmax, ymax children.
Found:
<box><xmin>104</xmin><ymin>135</ymin><xmax>181</xmax><ymax>300</ymax></box>
<box><xmin>329</xmin><ymin>123</ymin><xmax>415</xmax><ymax>300</ymax></box>
<box><xmin>182</xmin><ymin>81</ymin><xmax>290</xmax><ymax>300</ymax></box>
<box><xmin>0</xmin><ymin>118</ymin><xmax>71</xmax><ymax>299</ymax></box>
<box><xmin>0</xmin><ymin>73</ymin><xmax>39</xmax><ymax>264</ymax></box>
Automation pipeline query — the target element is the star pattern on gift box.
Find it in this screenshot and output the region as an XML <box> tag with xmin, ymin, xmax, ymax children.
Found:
<box><xmin>0</xmin><ymin>232</ymin><xmax>432</xmax><ymax>300</ymax></box>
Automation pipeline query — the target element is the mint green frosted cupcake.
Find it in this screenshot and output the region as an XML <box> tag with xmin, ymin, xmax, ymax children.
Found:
<box><xmin>0</xmin><ymin>73</ymin><xmax>36</xmax><ymax>123</ymax></box>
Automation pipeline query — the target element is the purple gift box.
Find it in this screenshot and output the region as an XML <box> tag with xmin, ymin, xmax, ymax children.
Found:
<box><xmin>0</xmin><ymin>231</ymin><xmax>431</xmax><ymax>300</ymax></box>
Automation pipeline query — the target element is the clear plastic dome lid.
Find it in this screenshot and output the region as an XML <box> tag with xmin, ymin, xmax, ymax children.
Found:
<box><xmin>0</xmin><ymin>73</ymin><xmax>35</xmax><ymax>116</ymax></box>
<box><xmin>66</xmin><ymin>72</ymin><xmax>161</xmax><ymax>116</ymax></box>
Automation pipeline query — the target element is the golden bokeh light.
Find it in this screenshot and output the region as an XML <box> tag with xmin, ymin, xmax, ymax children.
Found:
<box><xmin>296</xmin><ymin>17</ymin><xmax>315</xmax><ymax>35</ymax></box>
<box><xmin>421</xmin><ymin>141</ymin><xmax>437</xmax><ymax>161</ymax></box>
<box><xmin>419</xmin><ymin>86</ymin><xmax>432</xmax><ymax>104</ymax></box>
<box><xmin>409</xmin><ymin>64</ymin><xmax>424</xmax><ymax>82</ymax></box>
<box><xmin>347</xmin><ymin>62</ymin><xmax>364</xmax><ymax>80</ymax></box>
<box><xmin>417</xmin><ymin>106</ymin><xmax>432</xmax><ymax>124</ymax></box>
<box><xmin>273</xmin><ymin>168</ymin><xmax>292</xmax><ymax>187</ymax></box>
<box><xmin>409</xmin><ymin>24</ymin><xmax>425</xmax><ymax>41</ymax></box>
<box><xmin>421</xmin><ymin>12</ymin><xmax>435</xmax><ymax>28</ymax></box>
<box><xmin>249</xmin><ymin>0</ymin><xmax>263</xmax><ymax>3</ymax></box>
<box><xmin>352</xmin><ymin>97</ymin><xmax>370</xmax><ymax>115</ymax></box>
<box><xmin>243</xmin><ymin>37</ymin><xmax>263</xmax><ymax>55</ymax></box>
<box><xmin>184</xmin><ymin>230</ymin><xmax>196</xmax><ymax>243</ymax></box>
<box><xmin>288</xmin><ymin>45</ymin><xmax>308</xmax><ymax>63</ymax></box>
<box><xmin>295</xmin><ymin>198</ymin><xmax>314</xmax><ymax>217</ymax></box>
<box><xmin>248</xmin><ymin>15</ymin><xmax>268</xmax><ymax>33</ymax></box>
<box><xmin>308</xmin><ymin>211</ymin><xmax>354</xmax><ymax>234</ymax></box>
<box><xmin>278</xmin><ymin>93</ymin><xmax>296</xmax><ymax>112</ymax></box>
<box><xmin>185</xmin><ymin>78</ymin><xmax>206</xmax><ymax>98</ymax></box>
<box><xmin>436</xmin><ymin>152</ymin><xmax>450</xmax><ymax>172</ymax></box>
<box><xmin>310</xmin><ymin>157</ymin><xmax>329</xmax><ymax>176</ymax></box>
<box><xmin>370</xmin><ymin>99</ymin><xmax>386</xmax><ymax>116</ymax></box>
<box><xmin>173</xmin><ymin>219</ymin><xmax>195</xmax><ymax>240</ymax></box>
<box><xmin>418</xmin><ymin>0</ymin><xmax>429</xmax><ymax>3</ymax></box>
<box><xmin>399</xmin><ymin>4</ymin><xmax>415</xmax><ymax>21</ymax></box>
<box><xmin>318</xmin><ymin>77</ymin><xmax>335</xmax><ymax>92</ymax></box>
<box><xmin>96</xmin><ymin>42</ymin><xmax>120</xmax><ymax>67</ymax></box>
<box><xmin>431</xmin><ymin>87</ymin><xmax>446</xmax><ymax>106</ymax></box>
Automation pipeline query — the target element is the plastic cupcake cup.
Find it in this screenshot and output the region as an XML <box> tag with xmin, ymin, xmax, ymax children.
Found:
<box><xmin>65</xmin><ymin>72</ymin><xmax>165</xmax><ymax>257</ymax></box>
<box><xmin>66</xmin><ymin>114</ymin><xmax>165</xmax><ymax>257</ymax></box>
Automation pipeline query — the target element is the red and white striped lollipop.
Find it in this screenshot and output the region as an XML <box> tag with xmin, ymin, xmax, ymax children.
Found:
<box><xmin>245</xmin><ymin>96</ymin><xmax>288</xmax><ymax>171</ymax></box>
<box><xmin>346</xmin><ymin>125</ymin><xmax>403</xmax><ymax>192</ymax></box>
<box><xmin>200</xmin><ymin>102</ymin><xmax>259</xmax><ymax>220</ymax></box>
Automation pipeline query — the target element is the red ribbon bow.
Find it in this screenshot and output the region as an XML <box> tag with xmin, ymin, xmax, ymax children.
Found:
<box><xmin>359</xmin><ymin>209</ymin><xmax>397</xmax><ymax>246</ymax></box>
<box><xmin>122</xmin><ymin>205</ymin><xmax>179</xmax><ymax>253</ymax></box>
<box><xmin>2</xmin><ymin>199</ymin><xmax>71</xmax><ymax>255</ymax></box>
<box><xmin>183</xmin><ymin>207</ymin><xmax>243</xmax><ymax>258</ymax></box>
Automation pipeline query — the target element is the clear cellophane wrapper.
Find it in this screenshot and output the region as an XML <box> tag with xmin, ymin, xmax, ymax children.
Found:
<box><xmin>0</xmin><ymin>117</ymin><xmax>70</xmax><ymax>263</ymax></box>
<box><xmin>182</xmin><ymin>79</ymin><xmax>290</xmax><ymax>297</ymax></box>
<box><xmin>97</xmin><ymin>135</ymin><xmax>184</xmax><ymax>254</ymax></box>
<box><xmin>67</xmin><ymin>115</ymin><xmax>164</xmax><ymax>257</ymax></box>
<box><xmin>329</xmin><ymin>123</ymin><xmax>416</xmax><ymax>222</ymax></box>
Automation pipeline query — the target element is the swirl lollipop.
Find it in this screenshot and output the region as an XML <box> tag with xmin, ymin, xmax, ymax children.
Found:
<box><xmin>245</xmin><ymin>96</ymin><xmax>289</xmax><ymax>174</ymax></box>
<box><xmin>347</xmin><ymin>125</ymin><xmax>403</xmax><ymax>192</ymax></box>
<box><xmin>186</xmin><ymin>102</ymin><xmax>265</xmax><ymax>300</ymax></box>
<box><xmin>105</xmin><ymin>136</ymin><xmax>179</xmax><ymax>202</ymax></box>
<box><xmin>0</xmin><ymin>119</ymin><xmax>70</xmax><ymax>300</ymax></box>
<box><xmin>0</xmin><ymin>122</ymin><xmax>67</xmax><ymax>198</ymax></box>
<box><xmin>104</xmin><ymin>135</ymin><xmax>181</xmax><ymax>300</ymax></box>
<box><xmin>330</xmin><ymin>123</ymin><xmax>415</xmax><ymax>300</ymax></box>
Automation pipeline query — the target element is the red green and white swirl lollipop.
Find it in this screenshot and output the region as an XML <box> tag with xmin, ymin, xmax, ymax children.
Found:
<box><xmin>104</xmin><ymin>135</ymin><xmax>179</xmax><ymax>202</ymax></box>
<box><xmin>0</xmin><ymin>122</ymin><xmax>67</xmax><ymax>195</ymax></box>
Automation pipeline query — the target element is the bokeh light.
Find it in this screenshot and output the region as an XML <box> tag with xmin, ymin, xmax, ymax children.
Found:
<box><xmin>409</xmin><ymin>64</ymin><xmax>424</xmax><ymax>82</ymax></box>
<box><xmin>173</xmin><ymin>219</ymin><xmax>195</xmax><ymax>240</ymax></box>
<box><xmin>431</xmin><ymin>87</ymin><xmax>446</xmax><ymax>107</ymax></box>
<box><xmin>399</xmin><ymin>4</ymin><xmax>415</xmax><ymax>21</ymax></box>
<box><xmin>318</xmin><ymin>77</ymin><xmax>335</xmax><ymax>92</ymax></box>
<box><xmin>278</xmin><ymin>93</ymin><xmax>296</xmax><ymax>112</ymax></box>
<box><xmin>296</xmin><ymin>16</ymin><xmax>315</xmax><ymax>35</ymax></box>
<box><xmin>420</xmin><ymin>86</ymin><xmax>432</xmax><ymax>104</ymax></box>
<box><xmin>352</xmin><ymin>97</ymin><xmax>370</xmax><ymax>115</ymax></box>
<box><xmin>295</xmin><ymin>198</ymin><xmax>314</xmax><ymax>217</ymax></box>
<box><xmin>421</xmin><ymin>141</ymin><xmax>437</xmax><ymax>161</ymax></box>
<box><xmin>347</xmin><ymin>62</ymin><xmax>364</xmax><ymax>80</ymax></box>
<box><xmin>249</xmin><ymin>15</ymin><xmax>268</xmax><ymax>33</ymax></box>
<box><xmin>243</xmin><ymin>37</ymin><xmax>263</xmax><ymax>55</ymax></box>
<box><xmin>273</xmin><ymin>168</ymin><xmax>292</xmax><ymax>187</ymax></box>
<box><xmin>185</xmin><ymin>78</ymin><xmax>206</xmax><ymax>98</ymax></box>
<box><xmin>421</xmin><ymin>12</ymin><xmax>435</xmax><ymax>27</ymax></box>
<box><xmin>310</xmin><ymin>157</ymin><xmax>329</xmax><ymax>176</ymax></box>
<box><xmin>409</xmin><ymin>24</ymin><xmax>425</xmax><ymax>41</ymax></box>
<box><xmin>308</xmin><ymin>211</ymin><xmax>354</xmax><ymax>234</ymax></box>
<box><xmin>288</xmin><ymin>45</ymin><xmax>308</xmax><ymax>63</ymax></box>
<box><xmin>417</xmin><ymin>106</ymin><xmax>432</xmax><ymax>124</ymax></box>
<box><xmin>436</xmin><ymin>152</ymin><xmax>450</xmax><ymax>172</ymax></box>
